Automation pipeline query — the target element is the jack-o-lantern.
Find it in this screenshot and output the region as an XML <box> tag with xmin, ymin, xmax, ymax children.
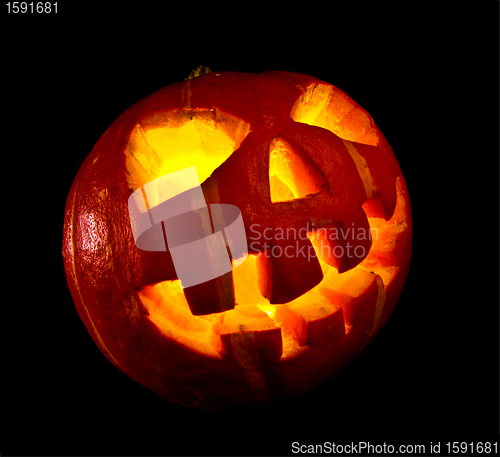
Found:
<box><xmin>62</xmin><ymin>68</ymin><xmax>412</xmax><ymax>411</ymax></box>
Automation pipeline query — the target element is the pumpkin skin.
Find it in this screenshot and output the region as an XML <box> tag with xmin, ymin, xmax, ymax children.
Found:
<box><xmin>62</xmin><ymin>70</ymin><xmax>412</xmax><ymax>411</ymax></box>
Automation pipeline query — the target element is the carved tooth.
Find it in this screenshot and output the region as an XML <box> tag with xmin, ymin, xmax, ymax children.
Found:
<box><xmin>317</xmin><ymin>268</ymin><xmax>380</xmax><ymax>332</ymax></box>
<box><xmin>219</xmin><ymin>305</ymin><xmax>283</xmax><ymax>362</ymax></box>
<box><xmin>310</xmin><ymin>211</ymin><xmax>372</xmax><ymax>274</ymax></box>
<box><xmin>183</xmin><ymin>270</ymin><xmax>236</xmax><ymax>316</ymax></box>
<box><xmin>256</xmin><ymin>236</ymin><xmax>323</xmax><ymax>304</ymax></box>
<box><xmin>273</xmin><ymin>292</ymin><xmax>345</xmax><ymax>346</ymax></box>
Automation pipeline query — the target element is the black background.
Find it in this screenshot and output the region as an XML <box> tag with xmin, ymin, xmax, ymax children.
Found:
<box><xmin>3</xmin><ymin>4</ymin><xmax>498</xmax><ymax>456</ymax></box>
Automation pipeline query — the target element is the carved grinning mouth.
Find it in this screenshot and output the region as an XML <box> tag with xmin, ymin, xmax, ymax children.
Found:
<box><xmin>135</xmin><ymin>182</ymin><xmax>407</xmax><ymax>361</ymax></box>
<box><xmin>124</xmin><ymin>82</ymin><xmax>410</xmax><ymax>361</ymax></box>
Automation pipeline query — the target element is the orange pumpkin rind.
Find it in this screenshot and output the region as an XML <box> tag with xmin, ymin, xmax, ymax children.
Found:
<box><xmin>62</xmin><ymin>70</ymin><xmax>412</xmax><ymax>411</ymax></box>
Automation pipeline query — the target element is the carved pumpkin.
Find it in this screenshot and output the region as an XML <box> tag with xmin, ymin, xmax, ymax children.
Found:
<box><xmin>62</xmin><ymin>69</ymin><xmax>412</xmax><ymax>411</ymax></box>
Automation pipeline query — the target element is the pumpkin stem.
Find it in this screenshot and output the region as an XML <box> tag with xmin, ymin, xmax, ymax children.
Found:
<box><xmin>185</xmin><ymin>66</ymin><xmax>212</xmax><ymax>80</ymax></box>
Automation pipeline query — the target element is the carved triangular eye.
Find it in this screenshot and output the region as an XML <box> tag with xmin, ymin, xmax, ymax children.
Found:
<box><xmin>269</xmin><ymin>135</ymin><xmax>327</xmax><ymax>203</ymax></box>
